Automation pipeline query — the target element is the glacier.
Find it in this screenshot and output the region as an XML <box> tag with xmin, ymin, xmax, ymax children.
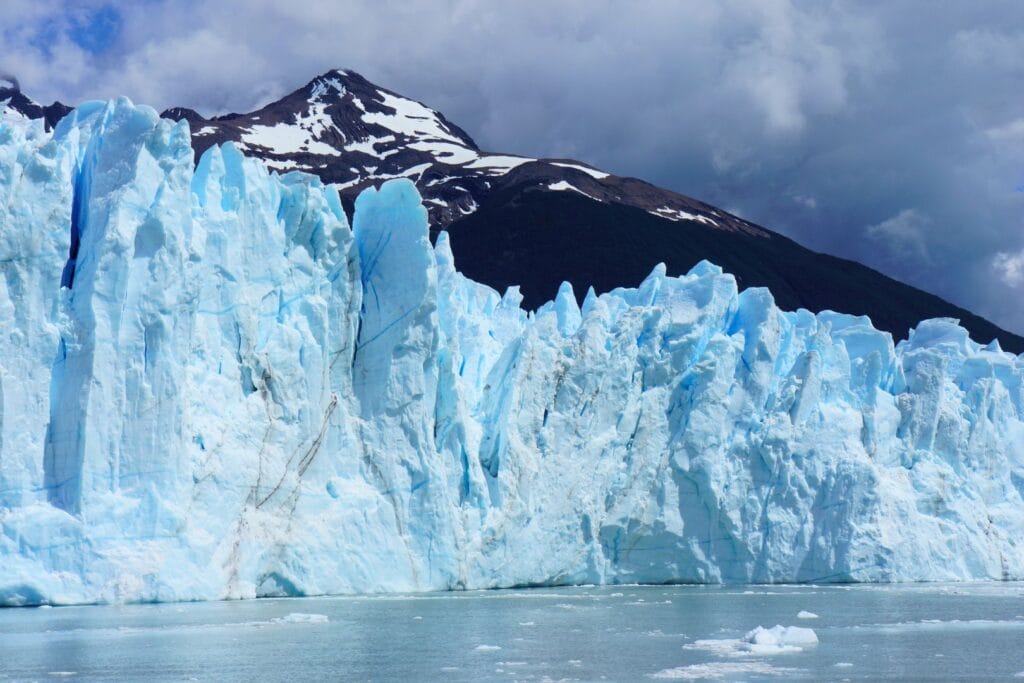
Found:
<box><xmin>1</xmin><ymin>98</ymin><xmax>1024</xmax><ymax>607</ymax></box>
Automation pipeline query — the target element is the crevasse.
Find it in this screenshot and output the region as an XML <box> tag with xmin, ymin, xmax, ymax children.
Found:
<box><xmin>0</xmin><ymin>99</ymin><xmax>1022</xmax><ymax>606</ymax></box>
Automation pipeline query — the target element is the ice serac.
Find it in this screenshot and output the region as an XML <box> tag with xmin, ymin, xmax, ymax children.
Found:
<box><xmin>1</xmin><ymin>101</ymin><xmax>1024</xmax><ymax>606</ymax></box>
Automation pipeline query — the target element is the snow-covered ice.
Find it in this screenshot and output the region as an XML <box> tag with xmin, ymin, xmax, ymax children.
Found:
<box><xmin>743</xmin><ymin>625</ymin><xmax>818</xmax><ymax>654</ymax></box>
<box><xmin>798</xmin><ymin>610</ymin><xmax>819</xmax><ymax>619</ymax></box>
<box><xmin>685</xmin><ymin>625</ymin><xmax>818</xmax><ymax>657</ymax></box>
<box><xmin>1</xmin><ymin>98</ymin><xmax>1024</xmax><ymax>606</ymax></box>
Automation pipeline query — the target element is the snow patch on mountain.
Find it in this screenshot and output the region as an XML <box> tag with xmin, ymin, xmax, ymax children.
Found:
<box><xmin>550</xmin><ymin>161</ymin><xmax>610</xmax><ymax>179</ymax></box>
<box><xmin>363</xmin><ymin>90</ymin><xmax>465</xmax><ymax>146</ymax></box>
<box><xmin>547</xmin><ymin>180</ymin><xmax>602</xmax><ymax>202</ymax></box>
<box><xmin>239</xmin><ymin>99</ymin><xmax>341</xmax><ymax>157</ymax></box>
<box><xmin>407</xmin><ymin>140</ymin><xmax>478</xmax><ymax>165</ymax></box>
<box><xmin>465</xmin><ymin>155</ymin><xmax>533</xmax><ymax>173</ymax></box>
<box><xmin>649</xmin><ymin>205</ymin><xmax>719</xmax><ymax>226</ymax></box>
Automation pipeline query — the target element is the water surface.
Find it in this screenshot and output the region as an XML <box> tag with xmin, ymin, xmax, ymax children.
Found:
<box><xmin>2</xmin><ymin>583</ymin><xmax>1024</xmax><ymax>680</ymax></box>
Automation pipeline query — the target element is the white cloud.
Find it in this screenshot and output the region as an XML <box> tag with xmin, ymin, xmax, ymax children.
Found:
<box><xmin>985</xmin><ymin>118</ymin><xmax>1024</xmax><ymax>148</ymax></box>
<box><xmin>793</xmin><ymin>195</ymin><xmax>817</xmax><ymax>209</ymax></box>
<box><xmin>866</xmin><ymin>209</ymin><xmax>932</xmax><ymax>262</ymax></box>
<box><xmin>993</xmin><ymin>249</ymin><xmax>1024</xmax><ymax>287</ymax></box>
<box><xmin>721</xmin><ymin>0</ymin><xmax>860</xmax><ymax>135</ymax></box>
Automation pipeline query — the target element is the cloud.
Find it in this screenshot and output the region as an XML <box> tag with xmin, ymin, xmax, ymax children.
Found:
<box><xmin>2</xmin><ymin>0</ymin><xmax>1023</xmax><ymax>335</ymax></box>
<box><xmin>866</xmin><ymin>209</ymin><xmax>932</xmax><ymax>263</ymax></box>
<box><xmin>993</xmin><ymin>249</ymin><xmax>1024</xmax><ymax>287</ymax></box>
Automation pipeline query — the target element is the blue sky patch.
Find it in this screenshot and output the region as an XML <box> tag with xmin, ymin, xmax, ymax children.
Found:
<box><xmin>69</xmin><ymin>5</ymin><xmax>122</xmax><ymax>55</ymax></box>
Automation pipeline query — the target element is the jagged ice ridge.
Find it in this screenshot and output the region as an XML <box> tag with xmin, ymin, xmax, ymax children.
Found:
<box><xmin>1</xmin><ymin>98</ymin><xmax>1023</xmax><ymax>606</ymax></box>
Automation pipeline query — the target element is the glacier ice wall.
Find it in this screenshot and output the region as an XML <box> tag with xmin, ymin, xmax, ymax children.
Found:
<box><xmin>1</xmin><ymin>99</ymin><xmax>1024</xmax><ymax>606</ymax></box>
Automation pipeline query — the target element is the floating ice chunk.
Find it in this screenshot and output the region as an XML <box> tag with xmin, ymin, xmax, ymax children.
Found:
<box><xmin>744</xmin><ymin>625</ymin><xmax>818</xmax><ymax>652</ymax></box>
<box><xmin>475</xmin><ymin>644</ymin><xmax>502</xmax><ymax>651</ymax></box>
<box><xmin>686</xmin><ymin>625</ymin><xmax>818</xmax><ymax>657</ymax></box>
<box><xmin>798</xmin><ymin>610</ymin><xmax>819</xmax><ymax>619</ymax></box>
<box><xmin>273</xmin><ymin>613</ymin><xmax>329</xmax><ymax>625</ymax></box>
<box><xmin>650</xmin><ymin>662</ymin><xmax>800</xmax><ymax>679</ymax></box>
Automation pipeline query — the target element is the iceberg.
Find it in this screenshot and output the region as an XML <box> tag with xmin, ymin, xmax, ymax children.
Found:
<box><xmin>1</xmin><ymin>98</ymin><xmax>1024</xmax><ymax>606</ymax></box>
<box><xmin>685</xmin><ymin>625</ymin><xmax>819</xmax><ymax>657</ymax></box>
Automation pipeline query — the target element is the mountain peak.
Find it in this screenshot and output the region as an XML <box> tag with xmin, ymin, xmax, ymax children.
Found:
<box><xmin>302</xmin><ymin>69</ymin><xmax>350</xmax><ymax>101</ymax></box>
<box><xmin>153</xmin><ymin>68</ymin><xmax>763</xmax><ymax>235</ymax></box>
<box><xmin>0</xmin><ymin>73</ymin><xmax>19</xmax><ymax>94</ymax></box>
<box><xmin>0</xmin><ymin>76</ymin><xmax>70</xmax><ymax>131</ymax></box>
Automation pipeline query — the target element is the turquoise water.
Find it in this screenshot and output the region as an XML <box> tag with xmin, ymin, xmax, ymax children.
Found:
<box><xmin>2</xmin><ymin>584</ymin><xmax>1024</xmax><ymax>681</ymax></box>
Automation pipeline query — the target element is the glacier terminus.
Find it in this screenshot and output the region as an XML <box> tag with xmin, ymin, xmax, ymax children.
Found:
<box><xmin>1</xmin><ymin>97</ymin><xmax>1023</xmax><ymax>607</ymax></box>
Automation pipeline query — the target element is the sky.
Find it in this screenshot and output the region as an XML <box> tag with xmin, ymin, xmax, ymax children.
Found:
<box><xmin>2</xmin><ymin>0</ymin><xmax>1023</xmax><ymax>335</ymax></box>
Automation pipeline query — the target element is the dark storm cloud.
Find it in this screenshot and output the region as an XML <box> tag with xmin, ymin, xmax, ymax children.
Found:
<box><xmin>2</xmin><ymin>0</ymin><xmax>1022</xmax><ymax>335</ymax></box>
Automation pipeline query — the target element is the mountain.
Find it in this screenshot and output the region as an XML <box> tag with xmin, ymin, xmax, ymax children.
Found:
<box><xmin>6</xmin><ymin>69</ymin><xmax>1022</xmax><ymax>352</ymax></box>
<box><xmin>167</xmin><ymin>69</ymin><xmax>1024</xmax><ymax>353</ymax></box>
<box><xmin>158</xmin><ymin>70</ymin><xmax>754</xmax><ymax>234</ymax></box>
<box><xmin>2</xmin><ymin>99</ymin><xmax>1024</xmax><ymax>605</ymax></box>
<box><xmin>0</xmin><ymin>79</ymin><xmax>71</xmax><ymax>131</ymax></box>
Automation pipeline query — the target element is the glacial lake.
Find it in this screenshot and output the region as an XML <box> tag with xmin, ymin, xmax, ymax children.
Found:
<box><xmin>2</xmin><ymin>583</ymin><xmax>1024</xmax><ymax>681</ymax></box>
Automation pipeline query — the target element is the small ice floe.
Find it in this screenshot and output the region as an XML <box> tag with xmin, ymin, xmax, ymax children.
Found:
<box><xmin>797</xmin><ymin>610</ymin><xmax>819</xmax><ymax>619</ymax></box>
<box><xmin>272</xmin><ymin>612</ymin><xmax>329</xmax><ymax>625</ymax></box>
<box><xmin>47</xmin><ymin>673</ymin><xmax>77</xmax><ymax>678</ymax></box>
<box><xmin>740</xmin><ymin>625</ymin><xmax>818</xmax><ymax>655</ymax></box>
<box><xmin>475</xmin><ymin>644</ymin><xmax>502</xmax><ymax>651</ymax></box>
<box><xmin>834</xmin><ymin>662</ymin><xmax>854</xmax><ymax>668</ymax></box>
<box><xmin>518</xmin><ymin>621</ymin><xmax>536</xmax><ymax>626</ymax></box>
<box><xmin>412</xmin><ymin>616</ymin><xmax>423</xmax><ymax>620</ymax></box>
<box><xmin>685</xmin><ymin>625</ymin><xmax>818</xmax><ymax>657</ymax></box>
<box><xmin>649</xmin><ymin>662</ymin><xmax>799</xmax><ymax>679</ymax></box>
